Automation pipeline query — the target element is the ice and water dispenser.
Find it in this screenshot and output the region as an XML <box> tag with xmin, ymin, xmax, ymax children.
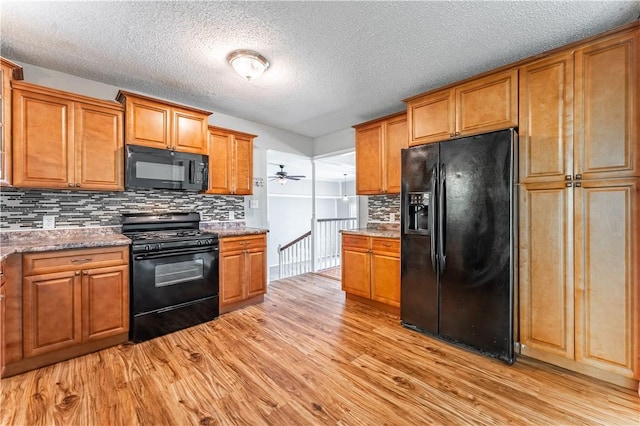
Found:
<box><xmin>405</xmin><ymin>191</ymin><xmax>430</xmax><ymax>234</ymax></box>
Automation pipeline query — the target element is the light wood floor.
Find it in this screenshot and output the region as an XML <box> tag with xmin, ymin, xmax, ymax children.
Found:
<box><xmin>1</xmin><ymin>274</ymin><xmax>638</xmax><ymax>425</ymax></box>
<box><xmin>315</xmin><ymin>266</ymin><xmax>341</xmax><ymax>281</ymax></box>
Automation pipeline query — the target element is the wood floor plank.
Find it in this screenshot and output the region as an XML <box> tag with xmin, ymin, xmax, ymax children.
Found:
<box><xmin>1</xmin><ymin>273</ymin><xmax>638</xmax><ymax>425</ymax></box>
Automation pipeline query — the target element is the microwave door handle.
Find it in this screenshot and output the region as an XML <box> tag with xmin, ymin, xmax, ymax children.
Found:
<box><xmin>189</xmin><ymin>161</ymin><xmax>196</xmax><ymax>183</ymax></box>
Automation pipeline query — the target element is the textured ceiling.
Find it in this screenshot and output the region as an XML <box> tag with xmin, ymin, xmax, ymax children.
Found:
<box><xmin>1</xmin><ymin>1</ymin><xmax>639</xmax><ymax>138</ymax></box>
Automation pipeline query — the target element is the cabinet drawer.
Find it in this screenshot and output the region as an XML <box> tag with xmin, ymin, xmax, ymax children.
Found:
<box><xmin>23</xmin><ymin>246</ymin><xmax>129</xmax><ymax>276</ymax></box>
<box><xmin>220</xmin><ymin>234</ymin><xmax>266</xmax><ymax>252</ymax></box>
<box><xmin>371</xmin><ymin>238</ymin><xmax>400</xmax><ymax>254</ymax></box>
<box><xmin>342</xmin><ymin>234</ymin><xmax>369</xmax><ymax>249</ymax></box>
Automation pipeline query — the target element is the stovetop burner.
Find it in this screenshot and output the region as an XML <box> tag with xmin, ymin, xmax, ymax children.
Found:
<box><xmin>128</xmin><ymin>230</ymin><xmax>208</xmax><ymax>241</ymax></box>
<box><xmin>121</xmin><ymin>212</ymin><xmax>218</xmax><ymax>253</ymax></box>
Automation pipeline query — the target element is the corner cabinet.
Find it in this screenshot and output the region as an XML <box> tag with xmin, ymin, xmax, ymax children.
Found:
<box><xmin>405</xmin><ymin>68</ymin><xmax>518</xmax><ymax>146</ymax></box>
<box><xmin>0</xmin><ymin>58</ymin><xmax>23</xmax><ymax>186</ymax></box>
<box><xmin>518</xmin><ymin>27</ymin><xmax>639</xmax><ymax>389</ymax></box>
<box><xmin>207</xmin><ymin>126</ymin><xmax>255</xmax><ymax>195</ymax></box>
<box><xmin>117</xmin><ymin>91</ymin><xmax>211</xmax><ymax>155</ymax></box>
<box><xmin>342</xmin><ymin>234</ymin><xmax>400</xmax><ymax>311</ymax></box>
<box><xmin>354</xmin><ymin>112</ymin><xmax>407</xmax><ymax>195</ymax></box>
<box><xmin>12</xmin><ymin>81</ymin><xmax>124</xmax><ymax>191</ymax></box>
<box><xmin>219</xmin><ymin>234</ymin><xmax>267</xmax><ymax>313</ymax></box>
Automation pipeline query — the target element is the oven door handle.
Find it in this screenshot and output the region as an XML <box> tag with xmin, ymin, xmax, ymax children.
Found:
<box><xmin>134</xmin><ymin>246</ymin><xmax>218</xmax><ymax>260</ymax></box>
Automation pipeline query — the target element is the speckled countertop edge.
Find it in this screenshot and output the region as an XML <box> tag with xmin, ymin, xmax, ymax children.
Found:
<box><xmin>341</xmin><ymin>228</ymin><xmax>400</xmax><ymax>239</ymax></box>
<box><xmin>200</xmin><ymin>224</ymin><xmax>268</xmax><ymax>238</ymax></box>
<box><xmin>0</xmin><ymin>234</ymin><xmax>131</xmax><ymax>261</ymax></box>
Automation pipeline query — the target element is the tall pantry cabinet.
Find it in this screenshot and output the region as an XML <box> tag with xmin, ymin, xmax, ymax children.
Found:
<box><xmin>518</xmin><ymin>27</ymin><xmax>639</xmax><ymax>388</ymax></box>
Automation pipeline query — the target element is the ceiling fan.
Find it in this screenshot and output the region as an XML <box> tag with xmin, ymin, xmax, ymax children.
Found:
<box><xmin>269</xmin><ymin>165</ymin><xmax>306</xmax><ymax>184</ymax></box>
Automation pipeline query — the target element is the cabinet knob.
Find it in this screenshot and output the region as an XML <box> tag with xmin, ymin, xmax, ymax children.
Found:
<box><xmin>449</xmin><ymin>133</ymin><xmax>454</xmax><ymax>137</ymax></box>
<box><xmin>565</xmin><ymin>175</ymin><xmax>572</xmax><ymax>181</ymax></box>
<box><xmin>75</xmin><ymin>183</ymin><xmax>81</xmax><ymax>188</ymax></box>
<box><xmin>75</xmin><ymin>271</ymin><xmax>80</xmax><ymax>276</ymax></box>
<box><xmin>566</xmin><ymin>182</ymin><xmax>573</xmax><ymax>188</ymax></box>
<box><xmin>575</xmin><ymin>182</ymin><xmax>582</xmax><ymax>187</ymax></box>
<box><xmin>68</xmin><ymin>183</ymin><xmax>73</xmax><ymax>187</ymax></box>
<box><xmin>455</xmin><ymin>132</ymin><xmax>460</xmax><ymax>136</ymax></box>
<box><xmin>574</xmin><ymin>174</ymin><xmax>582</xmax><ymax>180</ymax></box>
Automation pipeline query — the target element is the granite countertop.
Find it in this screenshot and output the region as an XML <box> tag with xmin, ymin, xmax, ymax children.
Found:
<box><xmin>0</xmin><ymin>229</ymin><xmax>131</xmax><ymax>261</ymax></box>
<box><xmin>341</xmin><ymin>228</ymin><xmax>400</xmax><ymax>239</ymax></box>
<box><xmin>200</xmin><ymin>224</ymin><xmax>268</xmax><ymax>238</ymax></box>
<box><xmin>0</xmin><ymin>225</ymin><xmax>269</xmax><ymax>261</ymax></box>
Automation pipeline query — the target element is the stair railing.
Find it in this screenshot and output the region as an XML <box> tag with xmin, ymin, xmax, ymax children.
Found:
<box><xmin>278</xmin><ymin>230</ymin><xmax>312</xmax><ymax>279</ymax></box>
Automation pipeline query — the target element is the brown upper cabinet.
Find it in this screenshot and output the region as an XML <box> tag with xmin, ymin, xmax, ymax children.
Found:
<box><xmin>354</xmin><ymin>112</ymin><xmax>407</xmax><ymax>195</ymax></box>
<box><xmin>405</xmin><ymin>69</ymin><xmax>518</xmax><ymax>146</ymax></box>
<box><xmin>520</xmin><ymin>28</ymin><xmax>639</xmax><ymax>184</ymax></box>
<box><xmin>207</xmin><ymin>126</ymin><xmax>255</xmax><ymax>195</ymax></box>
<box><xmin>12</xmin><ymin>81</ymin><xmax>124</xmax><ymax>191</ymax></box>
<box><xmin>0</xmin><ymin>58</ymin><xmax>23</xmax><ymax>186</ymax></box>
<box><xmin>116</xmin><ymin>91</ymin><xmax>211</xmax><ymax>155</ymax></box>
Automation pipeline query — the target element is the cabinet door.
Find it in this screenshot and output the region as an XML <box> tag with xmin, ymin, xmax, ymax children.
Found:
<box><xmin>207</xmin><ymin>130</ymin><xmax>233</xmax><ymax>194</ymax></box>
<box><xmin>246</xmin><ymin>249</ymin><xmax>266</xmax><ymax>298</ymax></box>
<box><xmin>173</xmin><ymin>107</ymin><xmax>208</xmax><ymax>154</ymax></box>
<box><xmin>75</xmin><ymin>102</ymin><xmax>124</xmax><ymax>190</ymax></box>
<box><xmin>82</xmin><ymin>265</ymin><xmax>129</xmax><ymax>342</ymax></box>
<box><xmin>456</xmin><ymin>68</ymin><xmax>518</xmax><ymax>136</ymax></box>
<box><xmin>407</xmin><ymin>89</ymin><xmax>454</xmax><ymax>146</ymax></box>
<box><xmin>574</xmin><ymin>179</ymin><xmax>638</xmax><ymax>378</ymax></box>
<box><xmin>355</xmin><ymin>124</ymin><xmax>383</xmax><ymax>194</ymax></box>
<box><xmin>370</xmin><ymin>252</ymin><xmax>400</xmax><ymax>307</ymax></box>
<box><xmin>341</xmin><ymin>248</ymin><xmax>370</xmax><ymax>298</ymax></box>
<box><xmin>233</xmin><ymin>135</ymin><xmax>254</xmax><ymax>195</ymax></box>
<box><xmin>519</xmin><ymin>53</ymin><xmax>574</xmax><ymax>184</ymax></box>
<box><xmin>125</xmin><ymin>97</ymin><xmax>170</xmax><ymax>149</ymax></box>
<box><xmin>219</xmin><ymin>252</ymin><xmax>245</xmax><ymax>305</ymax></box>
<box><xmin>12</xmin><ymin>89</ymin><xmax>74</xmax><ymax>188</ymax></box>
<box><xmin>384</xmin><ymin>115</ymin><xmax>407</xmax><ymax>194</ymax></box>
<box><xmin>574</xmin><ymin>30</ymin><xmax>639</xmax><ymax>180</ymax></box>
<box><xmin>519</xmin><ymin>182</ymin><xmax>575</xmax><ymax>360</ymax></box>
<box><xmin>0</xmin><ymin>62</ymin><xmax>15</xmax><ymax>186</ymax></box>
<box><xmin>23</xmin><ymin>271</ymin><xmax>82</xmax><ymax>357</ymax></box>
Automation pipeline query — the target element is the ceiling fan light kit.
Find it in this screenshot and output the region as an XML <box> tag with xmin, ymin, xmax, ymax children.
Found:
<box><xmin>227</xmin><ymin>49</ymin><xmax>270</xmax><ymax>81</ymax></box>
<box><xmin>269</xmin><ymin>164</ymin><xmax>306</xmax><ymax>185</ymax></box>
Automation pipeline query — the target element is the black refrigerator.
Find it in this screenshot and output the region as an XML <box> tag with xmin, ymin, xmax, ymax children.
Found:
<box><xmin>400</xmin><ymin>128</ymin><xmax>516</xmax><ymax>363</ymax></box>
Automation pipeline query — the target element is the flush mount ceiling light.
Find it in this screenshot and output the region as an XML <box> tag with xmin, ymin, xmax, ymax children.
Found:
<box><xmin>227</xmin><ymin>49</ymin><xmax>270</xmax><ymax>81</ymax></box>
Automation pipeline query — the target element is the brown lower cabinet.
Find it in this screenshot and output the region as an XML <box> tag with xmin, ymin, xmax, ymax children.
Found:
<box><xmin>2</xmin><ymin>246</ymin><xmax>129</xmax><ymax>377</ymax></box>
<box><xmin>341</xmin><ymin>234</ymin><xmax>400</xmax><ymax>312</ymax></box>
<box><xmin>219</xmin><ymin>234</ymin><xmax>267</xmax><ymax>314</ymax></box>
<box><xmin>519</xmin><ymin>179</ymin><xmax>639</xmax><ymax>389</ymax></box>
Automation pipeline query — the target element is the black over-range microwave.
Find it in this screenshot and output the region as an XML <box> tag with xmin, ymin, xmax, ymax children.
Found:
<box><xmin>125</xmin><ymin>144</ymin><xmax>209</xmax><ymax>191</ymax></box>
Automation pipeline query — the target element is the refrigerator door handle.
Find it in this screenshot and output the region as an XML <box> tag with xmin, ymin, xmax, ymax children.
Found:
<box><xmin>438</xmin><ymin>163</ymin><xmax>447</xmax><ymax>273</ymax></box>
<box><xmin>430</xmin><ymin>165</ymin><xmax>438</xmax><ymax>272</ymax></box>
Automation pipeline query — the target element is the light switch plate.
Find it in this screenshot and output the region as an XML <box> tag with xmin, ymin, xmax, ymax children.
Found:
<box><xmin>389</xmin><ymin>213</ymin><xmax>395</xmax><ymax>222</ymax></box>
<box><xmin>228</xmin><ymin>211</ymin><xmax>235</xmax><ymax>220</ymax></box>
<box><xmin>43</xmin><ymin>215</ymin><xmax>56</xmax><ymax>229</ymax></box>
<box><xmin>250</xmin><ymin>199</ymin><xmax>259</xmax><ymax>209</ymax></box>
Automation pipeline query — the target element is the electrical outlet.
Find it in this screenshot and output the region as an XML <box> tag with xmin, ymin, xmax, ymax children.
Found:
<box><xmin>229</xmin><ymin>211</ymin><xmax>235</xmax><ymax>220</ymax></box>
<box><xmin>389</xmin><ymin>213</ymin><xmax>395</xmax><ymax>222</ymax></box>
<box><xmin>43</xmin><ymin>215</ymin><xmax>56</xmax><ymax>229</ymax></box>
<box><xmin>250</xmin><ymin>199</ymin><xmax>259</xmax><ymax>209</ymax></box>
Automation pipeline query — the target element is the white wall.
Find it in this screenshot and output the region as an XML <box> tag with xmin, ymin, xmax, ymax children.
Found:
<box><xmin>313</xmin><ymin>128</ymin><xmax>355</xmax><ymax>157</ymax></box>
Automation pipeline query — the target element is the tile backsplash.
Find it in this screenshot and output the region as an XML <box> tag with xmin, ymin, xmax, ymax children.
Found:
<box><xmin>0</xmin><ymin>187</ymin><xmax>244</xmax><ymax>230</ymax></box>
<box><xmin>368</xmin><ymin>194</ymin><xmax>401</xmax><ymax>222</ymax></box>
